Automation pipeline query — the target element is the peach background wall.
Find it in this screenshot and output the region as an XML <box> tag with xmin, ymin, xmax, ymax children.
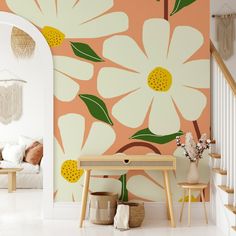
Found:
<box><xmin>1</xmin><ymin>0</ymin><xmax>210</xmax><ymax>202</ymax></box>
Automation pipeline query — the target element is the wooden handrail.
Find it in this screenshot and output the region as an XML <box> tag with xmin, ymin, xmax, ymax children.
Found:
<box><xmin>210</xmin><ymin>41</ymin><xmax>236</xmax><ymax>95</ymax></box>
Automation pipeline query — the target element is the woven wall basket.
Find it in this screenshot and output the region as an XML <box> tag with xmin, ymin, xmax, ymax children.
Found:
<box><xmin>11</xmin><ymin>27</ymin><xmax>36</xmax><ymax>58</ymax></box>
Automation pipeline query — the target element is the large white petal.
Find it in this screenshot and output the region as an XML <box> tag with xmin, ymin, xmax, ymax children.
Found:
<box><xmin>54</xmin><ymin>56</ymin><xmax>94</xmax><ymax>81</ymax></box>
<box><xmin>58</xmin><ymin>114</ymin><xmax>85</xmax><ymax>159</ymax></box>
<box><xmin>149</xmin><ymin>95</ymin><xmax>180</xmax><ymax>135</ymax></box>
<box><xmin>55</xmin><ymin>176</ymin><xmax>83</xmax><ymax>202</ymax></box>
<box><xmin>172</xmin><ymin>87</ymin><xmax>207</xmax><ymax>121</ymax></box>
<box><xmin>6</xmin><ymin>0</ymin><xmax>43</xmax><ymax>27</ymax></box>
<box><xmin>103</xmin><ymin>36</ymin><xmax>149</xmax><ymax>73</ymax></box>
<box><xmin>54</xmin><ymin>138</ymin><xmax>67</xmax><ymax>198</ymax></box>
<box><xmin>127</xmin><ymin>175</ymin><xmax>165</xmax><ymax>201</ymax></box>
<box><xmin>145</xmin><ymin>170</ymin><xmax>164</xmax><ymax>188</ymax></box>
<box><xmin>97</xmin><ymin>67</ymin><xmax>142</xmax><ymax>98</ymax></box>
<box><xmin>81</xmin><ymin>122</ymin><xmax>116</xmax><ymax>155</ymax></box>
<box><xmin>112</xmin><ymin>89</ymin><xmax>153</xmax><ymax>128</ymax></box>
<box><xmin>73</xmin><ymin>12</ymin><xmax>128</xmax><ymax>39</ymax></box>
<box><xmin>89</xmin><ymin>177</ymin><xmax>122</xmax><ymax>197</ymax></box>
<box><xmin>143</xmin><ymin>19</ymin><xmax>170</xmax><ymax>65</ymax></box>
<box><xmin>70</xmin><ymin>0</ymin><xmax>113</xmax><ymax>25</ymax></box>
<box><xmin>168</xmin><ymin>26</ymin><xmax>204</xmax><ymax>64</ymax></box>
<box><xmin>54</xmin><ymin>71</ymin><xmax>79</xmax><ymax>102</ymax></box>
<box><xmin>37</xmin><ymin>0</ymin><xmax>57</xmax><ymax>20</ymax></box>
<box><xmin>174</xmin><ymin>60</ymin><xmax>210</xmax><ymax>88</ymax></box>
<box><xmin>54</xmin><ymin>137</ymin><xmax>65</xmax><ymax>165</ymax></box>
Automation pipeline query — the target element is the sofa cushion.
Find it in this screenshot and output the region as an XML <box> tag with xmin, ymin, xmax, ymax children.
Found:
<box><xmin>24</xmin><ymin>142</ymin><xmax>43</xmax><ymax>165</ymax></box>
<box><xmin>2</xmin><ymin>144</ymin><xmax>26</xmax><ymax>164</ymax></box>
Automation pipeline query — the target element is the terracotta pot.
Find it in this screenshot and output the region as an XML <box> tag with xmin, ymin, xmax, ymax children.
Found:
<box><xmin>186</xmin><ymin>161</ymin><xmax>199</xmax><ymax>184</ymax></box>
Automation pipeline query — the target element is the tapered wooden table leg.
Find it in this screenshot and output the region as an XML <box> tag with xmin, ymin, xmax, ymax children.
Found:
<box><xmin>163</xmin><ymin>170</ymin><xmax>175</xmax><ymax>227</ymax></box>
<box><xmin>163</xmin><ymin>172</ymin><xmax>170</xmax><ymax>220</ymax></box>
<box><xmin>180</xmin><ymin>189</ymin><xmax>186</xmax><ymax>222</ymax></box>
<box><xmin>12</xmin><ymin>172</ymin><xmax>16</xmax><ymax>191</ymax></box>
<box><xmin>201</xmin><ymin>190</ymin><xmax>208</xmax><ymax>224</ymax></box>
<box><xmin>188</xmin><ymin>189</ymin><xmax>191</xmax><ymax>227</ymax></box>
<box><xmin>79</xmin><ymin>170</ymin><xmax>91</xmax><ymax>228</ymax></box>
<box><xmin>8</xmin><ymin>173</ymin><xmax>13</xmax><ymax>193</ymax></box>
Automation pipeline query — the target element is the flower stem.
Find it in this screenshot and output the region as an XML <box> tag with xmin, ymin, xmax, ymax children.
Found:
<box><xmin>164</xmin><ymin>0</ymin><xmax>169</xmax><ymax>21</ymax></box>
<box><xmin>192</xmin><ymin>120</ymin><xmax>201</xmax><ymax>139</ymax></box>
<box><xmin>116</xmin><ymin>142</ymin><xmax>161</xmax><ymax>154</ymax></box>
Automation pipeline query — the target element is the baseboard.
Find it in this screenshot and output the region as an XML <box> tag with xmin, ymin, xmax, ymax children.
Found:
<box><xmin>51</xmin><ymin>201</ymin><xmax>209</xmax><ymax>221</ymax></box>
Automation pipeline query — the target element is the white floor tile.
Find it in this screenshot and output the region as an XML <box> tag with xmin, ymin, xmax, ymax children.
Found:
<box><xmin>0</xmin><ymin>190</ymin><xmax>226</xmax><ymax>236</ymax></box>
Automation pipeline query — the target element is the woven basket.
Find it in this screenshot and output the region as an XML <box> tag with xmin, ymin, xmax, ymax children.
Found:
<box><xmin>89</xmin><ymin>192</ymin><xmax>118</xmax><ymax>225</ymax></box>
<box><xmin>118</xmin><ymin>201</ymin><xmax>145</xmax><ymax>228</ymax></box>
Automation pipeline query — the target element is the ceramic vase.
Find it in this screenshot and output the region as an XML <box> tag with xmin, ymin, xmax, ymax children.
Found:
<box><xmin>186</xmin><ymin>161</ymin><xmax>199</xmax><ymax>184</ymax></box>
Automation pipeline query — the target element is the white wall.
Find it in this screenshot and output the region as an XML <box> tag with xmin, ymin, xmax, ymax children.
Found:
<box><xmin>211</xmin><ymin>0</ymin><xmax>236</xmax><ymax>81</ymax></box>
<box><xmin>0</xmin><ymin>23</ymin><xmax>44</xmax><ymax>142</ymax></box>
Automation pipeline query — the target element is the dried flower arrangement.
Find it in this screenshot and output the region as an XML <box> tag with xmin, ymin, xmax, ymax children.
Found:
<box><xmin>176</xmin><ymin>132</ymin><xmax>212</xmax><ymax>163</ymax></box>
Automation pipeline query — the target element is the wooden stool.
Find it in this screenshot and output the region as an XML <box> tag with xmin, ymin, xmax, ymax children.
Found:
<box><xmin>178</xmin><ymin>183</ymin><xmax>208</xmax><ymax>226</ymax></box>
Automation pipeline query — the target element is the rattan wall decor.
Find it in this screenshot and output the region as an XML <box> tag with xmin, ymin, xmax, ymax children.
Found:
<box><xmin>11</xmin><ymin>27</ymin><xmax>35</xmax><ymax>58</ymax></box>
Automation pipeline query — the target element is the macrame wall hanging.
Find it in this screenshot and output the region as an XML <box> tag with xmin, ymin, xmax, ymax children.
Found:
<box><xmin>212</xmin><ymin>3</ymin><xmax>236</xmax><ymax>60</ymax></box>
<box><xmin>11</xmin><ymin>27</ymin><xmax>36</xmax><ymax>59</ymax></box>
<box><xmin>0</xmin><ymin>70</ymin><xmax>26</xmax><ymax>125</ymax></box>
<box><xmin>216</xmin><ymin>15</ymin><xmax>235</xmax><ymax>60</ymax></box>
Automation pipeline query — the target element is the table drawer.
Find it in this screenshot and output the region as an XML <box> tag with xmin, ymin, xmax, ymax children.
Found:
<box><xmin>79</xmin><ymin>160</ymin><xmax>175</xmax><ymax>170</ymax></box>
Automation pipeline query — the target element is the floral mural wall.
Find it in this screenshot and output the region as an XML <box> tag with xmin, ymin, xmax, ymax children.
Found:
<box><xmin>1</xmin><ymin>0</ymin><xmax>210</xmax><ymax>202</ymax></box>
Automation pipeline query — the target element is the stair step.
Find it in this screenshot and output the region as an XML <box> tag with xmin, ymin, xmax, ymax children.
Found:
<box><xmin>209</xmin><ymin>153</ymin><xmax>221</xmax><ymax>159</ymax></box>
<box><xmin>212</xmin><ymin>168</ymin><xmax>227</xmax><ymax>175</ymax></box>
<box><xmin>219</xmin><ymin>185</ymin><xmax>234</xmax><ymax>194</ymax></box>
<box><xmin>232</xmin><ymin>226</ymin><xmax>236</xmax><ymax>231</ymax></box>
<box><xmin>225</xmin><ymin>205</ymin><xmax>236</xmax><ymax>214</ymax></box>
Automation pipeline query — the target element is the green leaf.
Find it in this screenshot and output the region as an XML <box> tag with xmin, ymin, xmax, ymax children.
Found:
<box><xmin>70</xmin><ymin>42</ymin><xmax>103</xmax><ymax>62</ymax></box>
<box><xmin>119</xmin><ymin>174</ymin><xmax>128</xmax><ymax>202</ymax></box>
<box><xmin>130</xmin><ymin>128</ymin><xmax>183</xmax><ymax>144</ymax></box>
<box><xmin>79</xmin><ymin>94</ymin><xmax>113</xmax><ymax>125</ymax></box>
<box><xmin>170</xmin><ymin>0</ymin><xmax>196</xmax><ymax>16</ymax></box>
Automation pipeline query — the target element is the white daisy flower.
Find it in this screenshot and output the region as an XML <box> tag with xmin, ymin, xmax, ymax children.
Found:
<box><xmin>98</xmin><ymin>19</ymin><xmax>209</xmax><ymax>135</ymax></box>
<box><xmin>54</xmin><ymin>113</ymin><xmax>125</xmax><ymax>202</ymax></box>
<box><xmin>127</xmin><ymin>149</ymin><xmax>210</xmax><ymax>202</ymax></box>
<box><xmin>6</xmin><ymin>0</ymin><xmax>129</xmax><ymax>47</ymax></box>
<box><xmin>53</xmin><ymin>56</ymin><xmax>94</xmax><ymax>102</ymax></box>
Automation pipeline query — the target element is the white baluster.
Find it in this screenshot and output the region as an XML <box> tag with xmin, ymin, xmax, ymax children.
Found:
<box><xmin>234</xmin><ymin>96</ymin><xmax>236</xmax><ymax>206</ymax></box>
<box><xmin>219</xmin><ymin>71</ymin><xmax>223</xmax><ymax>170</ymax></box>
<box><xmin>230</xmin><ymin>89</ymin><xmax>234</xmax><ymax>190</ymax></box>
<box><xmin>226</xmin><ymin>85</ymin><xmax>230</xmax><ymax>188</ymax></box>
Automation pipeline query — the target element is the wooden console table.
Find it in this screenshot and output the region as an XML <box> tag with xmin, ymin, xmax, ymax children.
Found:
<box><xmin>0</xmin><ymin>168</ymin><xmax>23</xmax><ymax>193</ymax></box>
<box><xmin>78</xmin><ymin>155</ymin><xmax>176</xmax><ymax>228</ymax></box>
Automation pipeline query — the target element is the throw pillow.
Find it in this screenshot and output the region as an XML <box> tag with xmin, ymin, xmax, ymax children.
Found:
<box><xmin>24</xmin><ymin>142</ymin><xmax>43</xmax><ymax>165</ymax></box>
<box><xmin>2</xmin><ymin>144</ymin><xmax>26</xmax><ymax>164</ymax></box>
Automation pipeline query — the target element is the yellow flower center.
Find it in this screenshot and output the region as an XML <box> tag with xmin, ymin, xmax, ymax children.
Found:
<box><xmin>61</xmin><ymin>160</ymin><xmax>84</xmax><ymax>183</ymax></box>
<box><xmin>42</xmin><ymin>26</ymin><xmax>65</xmax><ymax>47</ymax></box>
<box><xmin>147</xmin><ymin>67</ymin><xmax>172</xmax><ymax>92</ymax></box>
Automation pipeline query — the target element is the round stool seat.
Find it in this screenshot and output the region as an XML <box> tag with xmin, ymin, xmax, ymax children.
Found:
<box><xmin>178</xmin><ymin>182</ymin><xmax>207</xmax><ymax>189</ymax></box>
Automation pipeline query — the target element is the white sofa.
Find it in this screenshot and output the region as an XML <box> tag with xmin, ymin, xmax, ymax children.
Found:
<box><xmin>0</xmin><ymin>160</ymin><xmax>43</xmax><ymax>189</ymax></box>
<box><xmin>0</xmin><ymin>139</ymin><xmax>43</xmax><ymax>189</ymax></box>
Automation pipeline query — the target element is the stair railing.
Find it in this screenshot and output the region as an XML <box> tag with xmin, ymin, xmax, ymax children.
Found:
<box><xmin>210</xmin><ymin>41</ymin><xmax>236</xmax><ymax>206</ymax></box>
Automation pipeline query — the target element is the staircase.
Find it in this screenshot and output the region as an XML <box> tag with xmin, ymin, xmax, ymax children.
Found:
<box><xmin>210</xmin><ymin>41</ymin><xmax>236</xmax><ymax>236</ymax></box>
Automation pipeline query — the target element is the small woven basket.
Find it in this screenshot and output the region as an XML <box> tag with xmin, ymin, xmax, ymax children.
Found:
<box><xmin>118</xmin><ymin>201</ymin><xmax>145</xmax><ymax>228</ymax></box>
<box><xmin>89</xmin><ymin>192</ymin><xmax>118</xmax><ymax>225</ymax></box>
